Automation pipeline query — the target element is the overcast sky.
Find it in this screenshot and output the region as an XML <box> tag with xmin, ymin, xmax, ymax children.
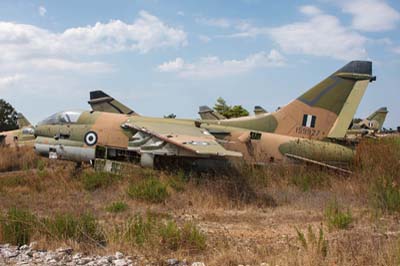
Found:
<box><xmin>0</xmin><ymin>0</ymin><xmax>399</xmax><ymax>128</ymax></box>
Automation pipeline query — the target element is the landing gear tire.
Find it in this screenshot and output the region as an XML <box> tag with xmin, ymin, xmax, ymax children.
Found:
<box><xmin>140</xmin><ymin>153</ymin><xmax>154</xmax><ymax>168</ymax></box>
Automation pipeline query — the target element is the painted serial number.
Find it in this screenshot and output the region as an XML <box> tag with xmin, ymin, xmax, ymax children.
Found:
<box><xmin>295</xmin><ymin>126</ymin><xmax>320</xmax><ymax>137</ymax></box>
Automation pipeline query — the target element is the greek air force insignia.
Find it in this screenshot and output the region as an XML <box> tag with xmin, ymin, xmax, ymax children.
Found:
<box><xmin>84</xmin><ymin>131</ymin><xmax>98</xmax><ymax>146</ymax></box>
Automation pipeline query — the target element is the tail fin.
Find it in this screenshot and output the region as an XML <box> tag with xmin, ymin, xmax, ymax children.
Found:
<box><xmin>254</xmin><ymin>106</ymin><xmax>267</xmax><ymax>115</ymax></box>
<box><xmin>273</xmin><ymin>60</ymin><xmax>375</xmax><ymax>139</ymax></box>
<box><xmin>366</xmin><ymin>107</ymin><xmax>388</xmax><ymax>130</ymax></box>
<box><xmin>16</xmin><ymin>113</ymin><xmax>31</xmax><ymax>128</ymax></box>
<box><xmin>88</xmin><ymin>90</ymin><xmax>138</xmax><ymax>115</ymax></box>
<box><xmin>198</xmin><ymin>106</ymin><xmax>226</xmax><ymax>120</ymax></box>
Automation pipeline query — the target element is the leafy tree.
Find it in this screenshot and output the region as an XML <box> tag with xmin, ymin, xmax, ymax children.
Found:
<box><xmin>213</xmin><ymin>97</ymin><xmax>249</xmax><ymax>119</ymax></box>
<box><xmin>213</xmin><ymin>97</ymin><xmax>230</xmax><ymax>116</ymax></box>
<box><xmin>0</xmin><ymin>99</ymin><xmax>18</xmax><ymax>131</ymax></box>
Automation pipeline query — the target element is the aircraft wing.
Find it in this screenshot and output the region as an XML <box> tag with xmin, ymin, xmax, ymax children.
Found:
<box><xmin>122</xmin><ymin>119</ymin><xmax>242</xmax><ymax>158</ymax></box>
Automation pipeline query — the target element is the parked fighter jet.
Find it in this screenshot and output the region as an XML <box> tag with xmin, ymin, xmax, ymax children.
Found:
<box><xmin>0</xmin><ymin>113</ymin><xmax>35</xmax><ymax>147</ymax></box>
<box><xmin>197</xmin><ymin>105</ymin><xmax>267</xmax><ymax>120</ymax></box>
<box><xmin>34</xmin><ymin>61</ymin><xmax>375</xmax><ymax>172</ymax></box>
<box><xmin>345</xmin><ymin>107</ymin><xmax>388</xmax><ymax>139</ymax></box>
<box><xmin>351</xmin><ymin>107</ymin><xmax>388</xmax><ymax>131</ymax></box>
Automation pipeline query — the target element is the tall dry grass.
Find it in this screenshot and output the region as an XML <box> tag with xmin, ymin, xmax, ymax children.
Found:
<box><xmin>0</xmin><ymin>146</ymin><xmax>41</xmax><ymax>172</ymax></box>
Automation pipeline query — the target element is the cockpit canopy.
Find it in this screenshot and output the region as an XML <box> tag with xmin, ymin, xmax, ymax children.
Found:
<box><xmin>38</xmin><ymin>110</ymin><xmax>83</xmax><ymax>126</ymax></box>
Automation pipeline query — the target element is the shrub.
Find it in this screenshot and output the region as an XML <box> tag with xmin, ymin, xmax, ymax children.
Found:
<box><xmin>324</xmin><ymin>199</ymin><xmax>353</xmax><ymax>230</ymax></box>
<box><xmin>123</xmin><ymin>214</ymin><xmax>157</xmax><ymax>246</ymax></box>
<box><xmin>159</xmin><ymin>220</ymin><xmax>181</xmax><ymax>250</ymax></box>
<box><xmin>0</xmin><ymin>207</ymin><xmax>105</xmax><ymax>246</ymax></box>
<box><xmin>115</xmin><ymin>213</ymin><xmax>207</xmax><ymax>252</ymax></box>
<box><xmin>370</xmin><ymin>176</ymin><xmax>400</xmax><ymax>213</ymax></box>
<box><xmin>296</xmin><ymin>225</ymin><xmax>328</xmax><ymax>258</ymax></box>
<box><xmin>181</xmin><ymin>222</ymin><xmax>207</xmax><ymax>251</ymax></box>
<box><xmin>167</xmin><ymin>171</ymin><xmax>187</xmax><ymax>192</ymax></box>
<box><xmin>291</xmin><ymin>170</ymin><xmax>329</xmax><ymax>192</ymax></box>
<box><xmin>159</xmin><ymin>220</ymin><xmax>206</xmax><ymax>251</ymax></box>
<box><xmin>0</xmin><ymin>207</ymin><xmax>36</xmax><ymax>246</ymax></box>
<box><xmin>43</xmin><ymin>213</ymin><xmax>105</xmax><ymax>245</ymax></box>
<box><xmin>81</xmin><ymin>171</ymin><xmax>120</xmax><ymax>191</ymax></box>
<box><xmin>106</xmin><ymin>201</ymin><xmax>128</xmax><ymax>213</ymax></box>
<box><xmin>127</xmin><ymin>178</ymin><xmax>169</xmax><ymax>203</ymax></box>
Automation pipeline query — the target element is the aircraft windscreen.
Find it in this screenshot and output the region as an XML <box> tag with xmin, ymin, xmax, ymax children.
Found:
<box><xmin>38</xmin><ymin>110</ymin><xmax>83</xmax><ymax>125</ymax></box>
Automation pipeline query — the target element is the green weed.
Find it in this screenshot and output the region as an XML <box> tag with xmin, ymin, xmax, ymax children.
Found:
<box><xmin>81</xmin><ymin>171</ymin><xmax>120</xmax><ymax>191</ymax></box>
<box><xmin>370</xmin><ymin>176</ymin><xmax>400</xmax><ymax>213</ymax></box>
<box><xmin>127</xmin><ymin>177</ymin><xmax>169</xmax><ymax>203</ymax></box>
<box><xmin>42</xmin><ymin>213</ymin><xmax>106</xmax><ymax>245</ymax></box>
<box><xmin>0</xmin><ymin>207</ymin><xmax>36</xmax><ymax>246</ymax></box>
<box><xmin>296</xmin><ymin>225</ymin><xmax>328</xmax><ymax>258</ymax></box>
<box><xmin>105</xmin><ymin>201</ymin><xmax>128</xmax><ymax>213</ymax></box>
<box><xmin>324</xmin><ymin>199</ymin><xmax>353</xmax><ymax>230</ymax></box>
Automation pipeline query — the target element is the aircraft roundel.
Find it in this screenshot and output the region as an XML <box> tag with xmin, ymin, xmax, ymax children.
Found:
<box><xmin>84</xmin><ymin>131</ymin><xmax>98</xmax><ymax>146</ymax></box>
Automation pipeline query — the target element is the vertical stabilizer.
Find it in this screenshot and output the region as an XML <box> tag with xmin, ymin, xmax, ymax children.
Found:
<box><xmin>88</xmin><ymin>90</ymin><xmax>138</xmax><ymax>115</ymax></box>
<box><xmin>17</xmin><ymin>113</ymin><xmax>31</xmax><ymax>128</ymax></box>
<box><xmin>198</xmin><ymin>106</ymin><xmax>226</xmax><ymax>120</ymax></box>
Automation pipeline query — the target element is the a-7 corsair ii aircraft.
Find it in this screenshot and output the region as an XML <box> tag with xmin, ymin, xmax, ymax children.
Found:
<box><xmin>34</xmin><ymin>61</ymin><xmax>375</xmax><ymax>172</ymax></box>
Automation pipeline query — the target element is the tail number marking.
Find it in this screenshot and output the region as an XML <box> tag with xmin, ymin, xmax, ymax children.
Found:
<box><xmin>295</xmin><ymin>127</ymin><xmax>320</xmax><ymax>137</ymax></box>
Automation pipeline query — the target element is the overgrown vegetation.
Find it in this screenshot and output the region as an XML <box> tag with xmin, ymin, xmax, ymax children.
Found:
<box><xmin>112</xmin><ymin>212</ymin><xmax>206</xmax><ymax>252</ymax></box>
<box><xmin>296</xmin><ymin>225</ymin><xmax>328</xmax><ymax>260</ymax></box>
<box><xmin>0</xmin><ymin>137</ymin><xmax>400</xmax><ymax>264</ymax></box>
<box><xmin>355</xmin><ymin>137</ymin><xmax>400</xmax><ymax>213</ymax></box>
<box><xmin>0</xmin><ymin>207</ymin><xmax>205</xmax><ymax>253</ymax></box>
<box><xmin>370</xmin><ymin>176</ymin><xmax>400</xmax><ymax>213</ymax></box>
<box><xmin>0</xmin><ymin>207</ymin><xmax>36</xmax><ymax>246</ymax></box>
<box><xmin>0</xmin><ymin>208</ymin><xmax>105</xmax><ymax>246</ymax></box>
<box><xmin>43</xmin><ymin>213</ymin><xmax>106</xmax><ymax>244</ymax></box>
<box><xmin>105</xmin><ymin>201</ymin><xmax>128</xmax><ymax>213</ymax></box>
<box><xmin>0</xmin><ymin>146</ymin><xmax>42</xmax><ymax>172</ymax></box>
<box><xmin>324</xmin><ymin>199</ymin><xmax>353</xmax><ymax>230</ymax></box>
<box><xmin>290</xmin><ymin>169</ymin><xmax>330</xmax><ymax>191</ymax></box>
<box><xmin>127</xmin><ymin>177</ymin><xmax>169</xmax><ymax>203</ymax></box>
<box><xmin>80</xmin><ymin>171</ymin><xmax>121</xmax><ymax>191</ymax></box>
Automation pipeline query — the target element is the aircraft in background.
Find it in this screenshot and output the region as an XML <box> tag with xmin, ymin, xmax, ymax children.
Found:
<box><xmin>0</xmin><ymin>113</ymin><xmax>35</xmax><ymax>147</ymax></box>
<box><xmin>197</xmin><ymin>105</ymin><xmax>267</xmax><ymax>120</ymax></box>
<box><xmin>345</xmin><ymin>107</ymin><xmax>389</xmax><ymax>139</ymax></box>
<box><xmin>253</xmin><ymin>106</ymin><xmax>267</xmax><ymax>116</ymax></box>
<box><xmin>198</xmin><ymin>106</ymin><xmax>226</xmax><ymax>120</ymax></box>
<box><xmin>34</xmin><ymin>61</ymin><xmax>375</xmax><ymax>173</ymax></box>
